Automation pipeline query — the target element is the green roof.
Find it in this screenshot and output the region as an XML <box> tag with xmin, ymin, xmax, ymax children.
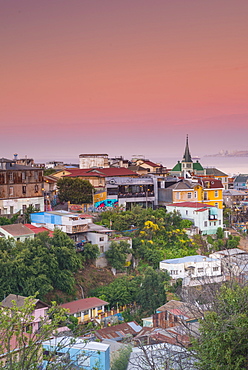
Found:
<box><xmin>171</xmin><ymin>162</ymin><xmax>181</xmax><ymax>172</ymax></box>
<box><xmin>193</xmin><ymin>162</ymin><xmax>204</xmax><ymax>171</ymax></box>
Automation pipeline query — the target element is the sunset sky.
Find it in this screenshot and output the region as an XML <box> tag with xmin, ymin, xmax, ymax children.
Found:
<box><xmin>1</xmin><ymin>0</ymin><xmax>248</xmax><ymax>163</ymax></box>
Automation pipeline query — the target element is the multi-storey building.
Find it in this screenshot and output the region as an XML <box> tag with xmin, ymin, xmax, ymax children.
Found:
<box><xmin>79</xmin><ymin>154</ymin><xmax>109</xmax><ymax>169</ymax></box>
<box><xmin>158</xmin><ymin>178</ymin><xmax>223</xmax><ymax>209</ymax></box>
<box><xmin>0</xmin><ymin>158</ymin><xmax>44</xmax><ymax>215</ymax></box>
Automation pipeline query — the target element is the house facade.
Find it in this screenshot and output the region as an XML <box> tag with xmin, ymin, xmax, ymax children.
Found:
<box><xmin>233</xmin><ymin>174</ymin><xmax>248</xmax><ymax>190</ymax></box>
<box><xmin>42</xmin><ymin>337</ymin><xmax>110</xmax><ymax>370</ymax></box>
<box><xmin>79</xmin><ymin>153</ymin><xmax>109</xmax><ymax>169</ymax></box>
<box><xmin>159</xmin><ymin>255</ymin><xmax>222</xmax><ymax>282</ymax></box>
<box><xmin>0</xmin><ymin>224</ymin><xmax>35</xmax><ymax>242</ymax></box>
<box><xmin>0</xmin><ymin>158</ymin><xmax>44</xmax><ymax>215</ymax></box>
<box><xmin>1</xmin><ymin>294</ymin><xmax>49</xmax><ymax>334</ymax></box>
<box><xmin>166</xmin><ymin>202</ymin><xmax>223</xmax><ymax>234</ymax></box>
<box><xmin>106</xmin><ymin>176</ymin><xmax>157</xmax><ymax>210</ymax></box>
<box><xmin>205</xmin><ymin>168</ymin><xmax>229</xmax><ymax>190</ymax></box>
<box><xmin>60</xmin><ymin>297</ymin><xmax>109</xmax><ymax>324</ymax></box>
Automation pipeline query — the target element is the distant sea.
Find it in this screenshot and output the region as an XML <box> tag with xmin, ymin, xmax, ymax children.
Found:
<box><xmin>37</xmin><ymin>155</ymin><xmax>248</xmax><ymax>177</ymax></box>
<box><xmin>149</xmin><ymin>156</ymin><xmax>248</xmax><ymax>176</ymax></box>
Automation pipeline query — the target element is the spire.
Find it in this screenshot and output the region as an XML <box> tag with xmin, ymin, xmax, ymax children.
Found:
<box><xmin>182</xmin><ymin>135</ymin><xmax>192</xmax><ymax>162</ymax></box>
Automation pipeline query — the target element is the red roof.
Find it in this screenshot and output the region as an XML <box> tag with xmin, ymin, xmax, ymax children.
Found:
<box><xmin>24</xmin><ymin>224</ymin><xmax>54</xmax><ymax>237</ymax></box>
<box><xmin>198</xmin><ymin>178</ymin><xmax>223</xmax><ymax>189</ymax></box>
<box><xmin>63</xmin><ymin>167</ymin><xmax>137</xmax><ymax>178</ymax></box>
<box><xmin>60</xmin><ymin>297</ymin><xmax>109</xmax><ymax>314</ymax></box>
<box><xmin>142</xmin><ymin>160</ymin><xmax>160</xmax><ymax>167</ymax></box>
<box><xmin>167</xmin><ymin>202</ymin><xmax>214</xmax><ymax>208</ymax></box>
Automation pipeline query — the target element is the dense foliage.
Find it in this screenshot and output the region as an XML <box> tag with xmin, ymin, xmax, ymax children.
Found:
<box><xmin>0</xmin><ymin>230</ymin><xmax>82</xmax><ymax>301</ymax></box>
<box><xmin>99</xmin><ymin>206</ymin><xmax>197</xmax><ymax>268</ymax></box>
<box><xmin>91</xmin><ymin>267</ymin><xmax>169</xmax><ymax>315</ymax></box>
<box><xmin>105</xmin><ymin>240</ymin><xmax>132</xmax><ymax>271</ymax></box>
<box><xmin>57</xmin><ymin>177</ymin><xmax>94</xmax><ymax>204</ymax></box>
<box><xmin>0</xmin><ymin>213</ymin><xmax>19</xmax><ymax>225</ymax></box>
<box><xmin>193</xmin><ymin>283</ymin><xmax>248</xmax><ymax>370</ymax></box>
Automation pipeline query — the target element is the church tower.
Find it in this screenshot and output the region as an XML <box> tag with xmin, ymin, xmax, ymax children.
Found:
<box><xmin>181</xmin><ymin>135</ymin><xmax>193</xmax><ymax>174</ymax></box>
<box><xmin>170</xmin><ymin>135</ymin><xmax>204</xmax><ymax>177</ymax></box>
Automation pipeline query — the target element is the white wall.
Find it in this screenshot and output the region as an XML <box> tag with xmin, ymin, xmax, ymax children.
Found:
<box><xmin>0</xmin><ymin>197</ymin><xmax>44</xmax><ymax>215</ymax></box>
<box><xmin>160</xmin><ymin>259</ymin><xmax>221</xmax><ymax>280</ymax></box>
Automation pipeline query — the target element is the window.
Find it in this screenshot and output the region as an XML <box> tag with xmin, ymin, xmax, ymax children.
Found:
<box><xmin>219</xmin><ymin>220</ymin><xmax>221</xmax><ymax>225</ymax></box>
<box><xmin>34</xmin><ymin>171</ymin><xmax>38</xmax><ymax>180</ymax></box>
<box><xmin>186</xmin><ymin>210</ymin><xmax>188</xmax><ymax>215</ymax></box>
<box><xmin>204</xmin><ymin>221</ymin><xmax>207</xmax><ymax>227</ymax></box>
<box><xmin>35</xmin><ymin>204</ymin><xmax>40</xmax><ymax>211</ymax></box>
<box><xmin>22</xmin><ymin>185</ymin><xmax>26</xmax><ymax>194</ymax></box>
<box><xmin>176</xmin><ymin>192</ymin><xmax>180</xmax><ymax>200</ymax></box>
<box><xmin>34</xmin><ymin>185</ymin><xmax>38</xmax><ymax>193</ymax></box>
<box><xmin>75</xmin><ymin>312</ymin><xmax>81</xmax><ymax>317</ymax></box>
<box><xmin>22</xmin><ymin>205</ymin><xmax>27</xmax><ymax>213</ymax></box>
<box><xmin>204</xmin><ymin>192</ymin><xmax>208</xmax><ymax>200</ymax></box>
<box><xmin>9</xmin><ymin>186</ymin><xmax>14</xmax><ymax>196</ymax></box>
<box><xmin>187</xmin><ymin>192</ymin><xmax>192</xmax><ymax>199</ymax></box>
<box><xmin>9</xmin><ymin>172</ymin><xmax>13</xmax><ymax>182</ymax></box>
<box><xmin>214</xmin><ymin>222</ymin><xmax>216</xmax><ymax>226</ymax></box>
<box><xmin>10</xmin><ymin>206</ymin><xmax>14</xmax><ymax>214</ymax></box>
<box><xmin>100</xmin><ymin>246</ymin><xmax>104</xmax><ymax>253</ymax></box>
<box><xmin>99</xmin><ymin>237</ymin><xmax>104</xmax><ymax>241</ymax></box>
<box><xmin>170</xmin><ymin>270</ymin><xmax>178</xmax><ymax>275</ymax></box>
<box><xmin>22</xmin><ymin>172</ymin><xmax>26</xmax><ymax>181</ymax></box>
<box><xmin>215</xmin><ymin>203</ymin><xmax>218</xmax><ymax>208</ymax></box>
<box><xmin>215</xmin><ymin>191</ymin><xmax>218</xmax><ymax>197</ymax></box>
<box><xmin>194</xmin><ymin>191</ymin><xmax>197</xmax><ymax>198</ymax></box>
<box><xmin>197</xmin><ymin>268</ymin><xmax>204</xmax><ymax>273</ymax></box>
<box><xmin>213</xmin><ymin>267</ymin><xmax>219</xmax><ymax>271</ymax></box>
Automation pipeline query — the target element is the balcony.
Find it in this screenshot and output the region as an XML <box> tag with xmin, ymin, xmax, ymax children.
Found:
<box><xmin>118</xmin><ymin>191</ymin><xmax>154</xmax><ymax>198</ymax></box>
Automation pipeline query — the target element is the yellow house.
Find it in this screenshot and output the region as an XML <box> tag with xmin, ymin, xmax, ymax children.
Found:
<box><xmin>60</xmin><ymin>297</ymin><xmax>109</xmax><ymax>324</ymax></box>
<box><xmin>170</xmin><ymin>181</ymin><xmax>203</xmax><ymax>203</ymax></box>
<box><xmin>199</xmin><ymin>178</ymin><xmax>223</xmax><ymax>209</ymax></box>
<box><xmin>159</xmin><ymin>179</ymin><xmax>223</xmax><ymax>209</ymax></box>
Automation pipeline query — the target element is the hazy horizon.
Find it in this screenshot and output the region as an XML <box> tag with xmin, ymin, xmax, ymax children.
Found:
<box><xmin>1</xmin><ymin>0</ymin><xmax>248</xmax><ymax>159</ymax></box>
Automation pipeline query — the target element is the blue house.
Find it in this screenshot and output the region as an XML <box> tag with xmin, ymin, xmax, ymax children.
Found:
<box><xmin>42</xmin><ymin>337</ymin><xmax>110</xmax><ymax>370</ymax></box>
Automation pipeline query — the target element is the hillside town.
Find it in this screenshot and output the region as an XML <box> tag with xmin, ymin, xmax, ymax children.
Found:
<box><xmin>1</xmin><ymin>137</ymin><xmax>248</xmax><ymax>369</ymax></box>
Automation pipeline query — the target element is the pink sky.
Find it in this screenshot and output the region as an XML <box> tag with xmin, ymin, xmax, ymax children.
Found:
<box><xmin>1</xmin><ymin>0</ymin><xmax>248</xmax><ymax>163</ymax></box>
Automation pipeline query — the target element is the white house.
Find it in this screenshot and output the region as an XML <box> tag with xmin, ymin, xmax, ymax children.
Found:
<box><xmin>160</xmin><ymin>255</ymin><xmax>222</xmax><ymax>282</ymax></box>
<box><xmin>0</xmin><ymin>224</ymin><xmax>35</xmax><ymax>242</ymax></box>
<box><xmin>166</xmin><ymin>202</ymin><xmax>223</xmax><ymax>235</ymax></box>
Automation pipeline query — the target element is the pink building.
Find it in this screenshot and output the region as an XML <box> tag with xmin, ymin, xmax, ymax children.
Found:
<box><xmin>1</xmin><ymin>294</ymin><xmax>49</xmax><ymax>333</ymax></box>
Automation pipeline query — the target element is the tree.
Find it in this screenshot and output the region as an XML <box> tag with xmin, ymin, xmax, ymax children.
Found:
<box><xmin>192</xmin><ymin>283</ymin><xmax>248</xmax><ymax>370</ymax></box>
<box><xmin>0</xmin><ymin>295</ymin><xmax>69</xmax><ymax>369</ymax></box>
<box><xmin>57</xmin><ymin>177</ymin><xmax>94</xmax><ymax>204</ymax></box>
<box><xmin>81</xmin><ymin>243</ymin><xmax>100</xmax><ymax>263</ymax></box>
<box><xmin>0</xmin><ymin>212</ymin><xmax>20</xmax><ymax>225</ymax></box>
<box><xmin>136</xmin><ymin>267</ymin><xmax>169</xmax><ymax>315</ymax></box>
<box><xmin>105</xmin><ymin>241</ymin><xmax>132</xmax><ymax>271</ymax></box>
<box><xmin>216</xmin><ymin>227</ymin><xmax>224</xmax><ymax>240</ymax></box>
<box><xmin>0</xmin><ymin>230</ymin><xmax>82</xmax><ymax>301</ymax></box>
<box><xmin>111</xmin><ymin>345</ymin><xmax>132</xmax><ymax>370</ymax></box>
<box><xmin>0</xmin><ymin>295</ymin><xmax>102</xmax><ymax>370</ymax></box>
